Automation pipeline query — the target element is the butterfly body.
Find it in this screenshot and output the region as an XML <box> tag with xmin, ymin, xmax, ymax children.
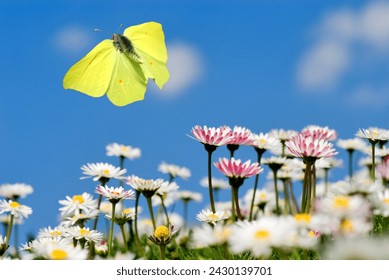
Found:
<box><xmin>63</xmin><ymin>22</ymin><xmax>169</xmax><ymax>106</ymax></box>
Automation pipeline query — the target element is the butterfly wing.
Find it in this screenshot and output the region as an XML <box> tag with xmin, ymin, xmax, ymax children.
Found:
<box><xmin>63</xmin><ymin>39</ymin><xmax>115</xmax><ymax>97</ymax></box>
<box><xmin>105</xmin><ymin>50</ymin><xmax>148</xmax><ymax>106</ymax></box>
<box><xmin>123</xmin><ymin>22</ymin><xmax>169</xmax><ymax>89</ymax></box>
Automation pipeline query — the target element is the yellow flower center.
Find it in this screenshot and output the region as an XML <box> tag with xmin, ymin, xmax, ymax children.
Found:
<box><xmin>122</xmin><ymin>208</ymin><xmax>132</xmax><ymax>215</ymax></box>
<box><xmin>308</xmin><ymin>230</ymin><xmax>316</xmax><ymax>238</ymax></box>
<box><xmin>384</xmin><ymin>198</ymin><xmax>389</xmax><ymax>204</ymax></box>
<box><xmin>9</xmin><ymin>201</ymin><xmax>20</xmax><ymax>208</ymax></box>
<box><xmin>50</xmin><ymin>230</ymin><xmax>62</xmax><ymax>237</ymax></box>
<box><xmin>79</xmin><ymin>228</ymin><xmax>90</xmax><ymax>236</ymax></box>
<box><xmin>50</xmin><ymin>249</ymin><xmax>68</xmax><ymax>260</ymax></box>
<box><xmin>259</xmin><ymin>193</ymin><xmax>267</xmax><ymax>200</ymax></box>
<box><xmin>112</xmin><ymin>191</ymin><xmax>120</xmax><ymax>196</ymax></box>
<box><xmin>103</xmin><ymin>169</ymin><xmax>110</xmax><ymax>175</ymax></box>
<box><xmin>207</xmin><ymin>213</ymin><xmax>219</xmax><ymax>221</ymax></box>
<box><xmin>215</xmin><ymin>228</ymin><xmax>231</xmax><ymax>241</ymax></box>
<box><xmin>144</xmin><ymin>219</ymin><xmax>153</xmax><ymax>226</ymax></box>
<box><xmin>254</xmin><ymin>229</ymin><xmax>270</xmax><ymax>240</ymax></box>
<box><xmin>154</xmin><ymin>226</ymin><xmax>170</xmax><ymax>240</ymax></box>
<box><xmin>120</xmin><ymin>146</ymin><xmax>129</xmax><ymax>152</ymax></box>
<box><xmin>373</xmin><ymin>130</ymin><xmax>378</xmax><ymax>138</ymax></box>
<box><xmin>340</xmin><ymin>219</ymin><xmax>353</xmax><ymax>233</ymax></box>
<box><xmin>72</xmin><ymin>195</ymin><xmax>84</xmax><ymax>204</ymax></box>
<box><xmin>333</xmin><ymin>196</ymin><xmax>350</xmax><ymax>209</ymax></box>
<box><xmin>294</xmin><ymin>213</ymin><xmax>311</xmax><ymax>223</ymax></box>
<box><xmin>259</xmin><ymin>138</ymin><xmax>266</xmax><ymax>145</ymax></box>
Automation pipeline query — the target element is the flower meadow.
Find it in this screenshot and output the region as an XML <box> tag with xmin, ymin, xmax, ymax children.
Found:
<box><xmin>2</xmin><ymin>125</ymin><xmax>389</xmax><ymax>260</ymax></box>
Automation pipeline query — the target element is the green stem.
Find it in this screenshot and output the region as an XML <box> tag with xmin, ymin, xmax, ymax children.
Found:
<box><xmin>206</xmin><ymin>148</ymin><xmax>217</xmax><ymax>213</ymax></box>
<box><xmin>311</xmin><ymin>164</ymin><xmax>317</xmax><ymax>213</ymax></box>
<box><xmin>93</xmin><ymin>194</ymin><xmax>102</xmax><ymax>231</ymax></box>
<box><xmin>119</xmin><ymin>224</ymin><xmax>128</xmax><ymax>252</ymax></box>
<box><xmin>133</xmin><ymin>191</ymin><xmax>144</xmax><ymax>256</ymax></box>
<box><xmin>272</xmin><ymin>170</ymin><xmax>280</xmax><ymax>215</ymax></box>
<box><xmin>348</xmin><ymin>150</ymin><xmax>354</xmax><ymax>183</ymax></box>
<box><xmin>108</xmin><ymin>202</ymin><xmax>117</xmax><ymax>257</ymax></box>
<box><xmin>371</xmin><ymin>141</ymin><xmax>377</xmax><ymax>181</ymax></box>
<box><xmin>282</xmin><ymin>179</ymin><xmax>291</xmax><ymax>215</ymax></box>
<box><xmin>183</xmin><ymin>201</ymin><xmax>188</xmax><ymax>228</ymax></box>
<box><xmin>249</xmin><ymin>148</ymin><xmax>264</xmax><ymax>221</ymax></box>
<box><xmin>232</xmin><ymin>187</ymin><xmax>243</xmax><ymax>220</ymax></box>
<box><xmin>230</xmin><ymin>188</ymin><xmax>236</xmax><ymax>222</ymax></box>
<box><xmin>159</xmin><ymin>244</ymin><xmax>166</xmax><ymax>260</ymax></box>
<box><xmin>4</xmin><ymin>214</ymin><xmax>14</xmax><ymax>256</ymax></box>
<box><xmin>146</xmin><ymin>197</ymin><xmax>156</xmax><ymax>231</ymax></box>
<box><xmin>324</xmin><ymin>168</ymin><xmax>329</xmax><ymax>196</ymax></box>
<box><xmin>160</xmin><ymin>196</ymin><xmax>170</xmax><ymax>225</ymax></box>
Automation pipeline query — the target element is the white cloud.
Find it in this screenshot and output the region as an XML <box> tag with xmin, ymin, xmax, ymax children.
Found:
<box><xmin>53</xmin><ymin>25</ymin><xmax>93</xmax><ymax>53</ymax></box>
<box><xmin>297</xmin><ymin>1</ymin><xmax>389</xmax><ymax>92</ymax></box>
<box><xmin>349</xmin><ymin>86</ymin><xmax>389</xmax><ymax>108</ymax></box>
<box><xmin>159</xmin><ymin>42</ymin><xmax>203</xmax><ymax>94</ymax></box>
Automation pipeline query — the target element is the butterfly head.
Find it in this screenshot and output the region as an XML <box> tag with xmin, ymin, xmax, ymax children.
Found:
<box><xmin>112</xmin><ymin>34</ymin><xmax>143</xmax><ymax>63</ymax></box>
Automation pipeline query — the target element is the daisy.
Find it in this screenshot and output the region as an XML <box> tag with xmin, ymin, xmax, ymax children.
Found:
<box><xmin>63</xmin><ymin>226</ymin><xmax>103</xmax><ymax>244</ymax></box>
<box><xmin>226</xmin><ymin>126</ymin><xmax>254</xmax><ymax>156</ymax></box>
<box><xmin>301</xmin><ymin>125</ymin><xmax>337</xmax><ymax>141</ymax></box>
<box><xmin>215</xmin><ymin>157</ymin><xmax>263</xmax><ymax>220</ymax></box>
<box><xmin>148</xmin><ymin>224</ymin><xmax>179</xmax><ymax>259</ymax></box>
<box><xmin>37</xmin><ymin>226</ymin><xmax>65</xmax><ymax>240</ymax></box>
<box><xmin>80</xmin><ymin>162</ymin><xmax>126</xmax><ymax>183</ymax></box>
<box><xmin>191</xmin><ymin>223</ymin><xmax>232</xmax><ymax>248</ymax></box>
<box><xmin>106</xmin><ymin>142</ymin><xmax>141</xmax><ymax>160</ymax></box>
<box><xmin>59</xmin><ymin>192</ymin><xmax>97</xmax><ymax>217</ymax></box>
<box><xmin>189</xmin><ymin>125</ymin><xmax>232</xmax><ymax>213</ymax></box>
<box><xmin>59</xmin><ymin>209</ymin><xmax>99</xmax><ymax>227</ymax></box>
<box><xmin>356</xmin><ymin>127</ymin><xmax>389</xmax><ymax>142</ymax></box>
<box><xmin>126</xmin><ymin>176</ymin><xmax>165</xmax><ymax>198</ymax></box>
<box><xmin>286</xmin><ymin>133</ymin><xmax>338</xmax><ymax>159</ymax></box>
<box><xmin>33</xmin><ymin>239</ymin><xmax>88</xmax><ymax>260</ymax></box>
<box><xmin>158</xmin><ymin>162</ymin><xmax>191</xmax><ymax>180</ymax></box>
<box><xmin>178</xmin><ymin>190</ymin><xmax>203</xmax><ymax>202</ymax></box>
<box><xmin>196</xmin><ymin>209</ymin><xmax>229</xmax><ymax>225</ymax></box>
<box><xmin>105</xmin><ymin>207</ymin><xmax>136</xmax><ymax>225</ymax></box>
<box><xmin>0</xmin><ymin>183</ymin><xmax>33</xmax><ymax>200</ymax></box>
<box><xmin>337</xmin><ymin>138</ymin><xmax>367</xmax><ymax>152</ymax></box>
<box><xmin>251</xmin><ymin>132</ymin><xmax>281</xmax><ymax>151</ymax></box>
<box><xmin>214</xmin><ymin>157</ymin><xmax>263</xmax><ymax>181</ymax></box>
<box><xmin>189</xmin><ymin>125</ymin><xmax>232</xmax><ymax>147</ymax></box>
<box><xmin>95</xmin><ymin>185</ymin><xmax>135</xmax><ymax>203</ymax></box>
<box><xmin>229</xmin><ymin>218</ymin><xmax>290</xmax><ymax>258</ymax></box>
<box><xmin>0</xmin><ymin>200</ymin><xmax>32</xmax><ymax>218</ymax></box>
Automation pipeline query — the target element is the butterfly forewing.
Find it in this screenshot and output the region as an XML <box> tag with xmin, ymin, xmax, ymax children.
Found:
<box><xmin>124</xmin><ymin>22</ymin><xmax>169</xmax><ymax>89</ymax></box>
<box><xmin>63</xmin><ymin>40</ymin><xmax>115</xmax><ymax>97</ymax></box>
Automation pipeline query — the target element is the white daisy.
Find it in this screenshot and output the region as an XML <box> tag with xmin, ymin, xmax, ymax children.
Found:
<box><xmin>59</xmin><ymin>209</ymin><xmax>99</xmax><ymax>227</ymax></box>
<box><xmin>126</xmin><ymin>176</ymin><xmax>165</xmax><ymax>197</ymax></box>
<box><xmin>105</xmin><ymin>207</ymin><xmax>136</xmax><ymax>225</ymax></box>
<box><xmin>0</xmin><ymin>200</ymin><xmax>32</xmax><ymax>218</ymax></box>
<box><xmin>200</xmin><ymin>176</ymin><xmax>230</xmax><ymax>190</ymax></box>
<box><xmin>229</xmin><ymin>217</ymin><xmax>291</xmax><ymax>258</ymax></box>
<box><xmin>0</xmin><ymin>183</ymin><xmax>33</xmax><ymax>199</ymax></box>
<box><xmin>337</xmin><ymin>138</ymin><xmax>368</xmax><ymax>152</ymax></box>
<box><xmin>63</xmin><ymin>226</ymin><xmax>103</xmax><ymax>243</ymax></box>
<box><xmin>80</xmin><ymin>162</ymin><xmax>126</xmax><ymax>182</ymax></box>
<box><xmin>356</xmin><ymin>127</ymin><xmax>389</xmax><ymax>142</ymax></box>
<box><xmin>250</xmin><ymin>132</ymin><xmax>281</xmax><ymax>151</ymax></box>
<box><xmin>59</xmin><ymin>192</ymin><xmax>97</xmax><ymax>216</ymax></box>
<box><xmin>34</xmin><ymin>238</ymin><xmax>87</xmax><ymax>260</ymax></box>
<box><xmin>191</xmin><ymin>223</ymin><xmax>232</xmax><ymax>248</ymax></box>
<box><xmin>179</xmin><ymin>190</ymin><xmax>202</xmax><ymax>202</ymax></box>
<box><xmin>37</xmin><ymin>226</ymin><xmax>65</xmax><ymax>240</ymax></box>
<box><xmin>158</xmin><ymin>162</ymin><xmax>191</xmax><ymax>180</ymax></box>
<box><xmin>196</xmin><ymin>209</ymin><xmax>229</xmax><ymax>225</ymax></box>
<box><xmin>106</xmin><ymin>142</ymin><xmax>141</xmax><ymax>160</ymax></box>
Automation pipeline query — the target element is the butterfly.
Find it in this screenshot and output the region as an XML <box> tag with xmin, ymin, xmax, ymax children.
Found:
<box><xmin>63</xmin><ymin>22</ymin><xmax>169</xmax><ymax>106</ymax></box>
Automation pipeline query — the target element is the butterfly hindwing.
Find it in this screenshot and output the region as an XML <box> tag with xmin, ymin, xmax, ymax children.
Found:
<box><xmin>63</xmin><ymin>39</ymin><xmax>115</xmax><ymax>97</ymax></box>
<box><xmin>106</xmin><ymin>50</ymin><xmax>148</xmax><ymax>106</ymax></box>
<box><xmin>124</xmin><ymin>22</ymin><xmax>169</xmax><ymax>89</ymax></box>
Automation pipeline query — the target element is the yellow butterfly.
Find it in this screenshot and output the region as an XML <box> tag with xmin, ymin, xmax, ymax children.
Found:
<box><xmin>63</xmin><ymin>22</ymin><xmax>169</xmax><ymax>106</ymax></box>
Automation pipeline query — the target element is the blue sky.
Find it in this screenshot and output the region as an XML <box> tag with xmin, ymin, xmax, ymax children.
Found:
<box><xmin>1</xmin><ymin>0</ymin><xmax>389</xmax><ymax>243</ymax></box>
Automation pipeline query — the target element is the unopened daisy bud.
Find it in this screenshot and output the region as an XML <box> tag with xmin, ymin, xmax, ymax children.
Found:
<box><xmin>0</xmin><ymin>235</ymin><xmax>8</xmax><ymax>257</ymax></box>
<box><xmin>95</xmin><ymin>240</ymin><xmax>108</xmax><ymax>257</ymax></box>
<box><xmin>148</xmin><ymin>224</ymin><xmax>177</xmax><ymax>246</ymax></box>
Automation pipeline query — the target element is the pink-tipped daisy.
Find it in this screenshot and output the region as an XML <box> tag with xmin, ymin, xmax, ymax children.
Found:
<box><xmin>226</xmin><ymin>126</ymin><xmax>254</xmax><ymax>146</ymax></box>
<box><xmin>214</xmin><ymin>157</ymin><xmax>263</xmax><ymax>181</ymax></box>
<box><xmin>189</xmin><ymin>125</ymin><xmax>232</xmax><ymax>147</ymax></box>
<box><xmin>95</xmin><ymin>185</ymin><xmax>135</xmax><ymax>203</ymax></box>
<box><xmin>301</xmin><ymin>125</ymin><xmax>337</xmax><ymax>141</ymax></box>
<box><xmin>285</xmin><ymin>133</ymin><xmax>338</xmax><ymax>160</ymax></box>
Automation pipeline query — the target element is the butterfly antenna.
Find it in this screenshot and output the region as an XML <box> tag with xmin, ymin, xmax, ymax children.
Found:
<box><xmin>118</xmin><ymin>24</ymin><xmax>124</xmax><ymax>34</ymax></box>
